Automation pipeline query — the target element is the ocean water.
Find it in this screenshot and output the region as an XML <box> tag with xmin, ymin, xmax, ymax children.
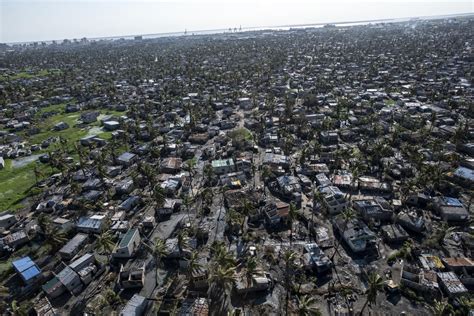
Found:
<box><xmin>1</xmin><ymin>0</ymin><xmax>473</xmax><ymax>43</ymax></box>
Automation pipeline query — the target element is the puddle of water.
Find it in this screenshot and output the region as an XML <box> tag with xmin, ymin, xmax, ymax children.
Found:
<box><xmin>87</xmin><ymin>126</ymin><xmax>103</xmax><ymax>137</ymax></box>
<box><xmin>11</xmin><ymin>154</ymin><xmax>42</xmax><ymax>168</ymax></box>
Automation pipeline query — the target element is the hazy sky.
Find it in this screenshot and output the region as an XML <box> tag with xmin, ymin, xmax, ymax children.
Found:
<box><xmin>1</xmin><ymin>0</ymin><xmax>472</xmax><ymax>43</ymax></box>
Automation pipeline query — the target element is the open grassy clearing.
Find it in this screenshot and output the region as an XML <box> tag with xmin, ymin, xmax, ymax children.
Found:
<box><xmin>0</xmin><ymin>104</ymin><xmax>124</xmax><ymax>212</ymax></box>
<box><xmin>0</xmin><ymin>69</ymin><xmax>60</xmax><ymax>81</ymax></box>
<box><xmin>0</xmin><ymin>159</ymin><xmax>51</xmax><ymax>212</ymax></box>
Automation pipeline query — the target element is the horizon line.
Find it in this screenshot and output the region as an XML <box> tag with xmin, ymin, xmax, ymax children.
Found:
<box><xmin>4</xmin><ymin>11</ymin><xmax>474</xmax><ymax>45</ymax></box>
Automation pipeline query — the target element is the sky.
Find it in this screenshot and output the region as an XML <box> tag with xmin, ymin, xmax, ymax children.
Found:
<box><xmin>0</xmin><ymin>0</ymin><xmax>472</xmax><ymax>43</ymax></box>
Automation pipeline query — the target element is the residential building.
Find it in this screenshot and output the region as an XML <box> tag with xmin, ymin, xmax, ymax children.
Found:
<box><xmin>59</xmin><ymin>233</ymin><xmax>89</xmax><ymax>260</ymax></box>
<box><xmin>303</xmin><ymin>243</ymin><xmax>332</xmax><ymax>273</ymax></box>
<box><xmin>76</xmin><ymin>214</ymin><xmax>107</xmax><ymax>234</ymax></box>
<box><xmin>0</xmin><ymin>214</ymin><xmax>17</xmax><ymax>229</ymax></box>
<box><xmin>333</xmin><ymin>217</ymin><xmax>377</xmax><ymax>254</ymax></box>
<box><xmin>211</xmin><ymin>158</ymin><xmax>235</xmax><ymax>175</ymax></box>
<box><xmin>113</xmin><ymin>228</ymin><xmax>141</xmax><ymax>258</ymax></box>
<box><xmin>432</xmin><ymin>197</ymin><xmax>470</xmax><ymax>223</ymax></box>
<box><xmin>117</xmin><ymin>152</ymin><xmax>137</xmax><ymax>166</ymax></box>
<box><xmin>437</xmin><ymin>272</ymin><xmax>468</xmax><ymax>297</ymax></box>
<box><xmin>353</xmin><ymin>197</ymin><xmax>393</xmax><ymax>222</ymax></box>
<box><xmin>380</xmin><ymin>224</ymin><xmax>409</xmax><ymax>243</ymax></box>
<box><xmin>319</xmin><ymin>185</ymin><xmax>348</xmax><ymax>215</ymax></box>
<box><xmin>121</xmin><ymin>294</ymin><xmax>147</xmax><ymax>316</ymax></box>
<box><xmin>56</xmin><ymin>266</ymin><xmax>82</xmax><ymax>295</ymax></box>
<box><xmin>118</xmin><ymin>262</ymin><xmax>145</xmax><ymax>289</ymax></box>
<box><xmin>161</xmin><ymin>157</ymin><xmax>183</xmax><ymax>174</ymax></box>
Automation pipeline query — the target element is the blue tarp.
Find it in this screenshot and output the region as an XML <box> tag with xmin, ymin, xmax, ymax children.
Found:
<box><xmin>12</xmin><ymin>256</ymin><xmax>41</xmax><ymax>281</ymax></box>
<box><xmin>454</xmin><ymin>166</ymin><xmax>474</xmax><ymax>182</ymax></box>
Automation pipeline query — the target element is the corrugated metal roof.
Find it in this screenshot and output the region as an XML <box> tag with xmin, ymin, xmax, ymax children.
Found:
<box><xmin>119</xmin><ymin>229</ymin><xmax>138</xmax><ymax>248</ymax></box>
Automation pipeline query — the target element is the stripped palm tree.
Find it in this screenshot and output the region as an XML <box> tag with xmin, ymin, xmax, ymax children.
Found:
<box><xmin>283</xmin><ymin>250</ymin><xmax>297</xmax><ymax>316</ymax></box>
<box><xmin>245</xmin><ymin>256</ymin><xmax>258</xmax><ymax>288</ymax></box>
<box><xmin>288</xmin><ymin>203</ymin><xmax>297</xmax><ymax>246</ymax></box>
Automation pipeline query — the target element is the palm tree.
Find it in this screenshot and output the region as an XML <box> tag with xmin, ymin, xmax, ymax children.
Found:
<box><xmin>46</xmin><ymin>227</ymin><xmax>67</xmax><ymax>251</ymax></box>
<box><xmin>10</xmin><ymin>300</ymin><xmax>29</xmax><ymax>316</ymax></box>
<box><xmin>182</xmin><ymin>195</ymin><xmax>193</xmax><ymax>219</ymax></box>
<box><xmin>208</xmin><ymin>264</ymin><xmax>236</xmax><ymax>315</ymax></box>
<box><xmin>261</xmin><ymin>165</ymin><xmax>274</xmax><ymax>183</ymax></box>
<box><xmin>359</xmin><ymin>273</ymin><xmax>384</xmax><ymax>316</ymax></box>
<box><xmin>432</xmin><ymin>299</ymin><xmax>448</xmax><ymax>316</ymax></box>
<box><xmin>226</xmin><ymin>208</ymin><xmax>244</xmax><ymax>235</ymax></box>
<box><xmin>456</xmin><ymin>297</ymin><xmax>474</xmax><ymax>315</ymax></box>
<box><xmin>143</xmin><ymin>238</ymin><xmax>168</xmax><ymax>292</ymax></box>
<box><xmin>203</xmin><ymin>164</ymin><xmax>215</xmax><ymax>186</ymax></box>
<box><xmin>95</xmin><ymin>230</ymin><xmax>116</xmax><ymax>262</ymax></box>
<box><xmin>151</xmin><ymin>238</ymin><xmax>168</xmax><ymax>268</ymax></box>
<box><xmin>186</xmin><ymin>250</ymin><xmax>203</xmax><ymax>282</ymax></box>
<box><xmin>184</xmin><ymin>158</ymin><xmax>197</xmax><ymax>195</ymax></box>
<box><xmin>153</xmin><ymin>185</ymin><xmax>166</xmax><ymax>208</ymax></box>
<box><xmin>293</xmin><ymin>295</ymin><xmax>321</xmax><ymax>316</ymax></box>
<box><xmin>37</xmin><ymin>213</ymin><xmax>51</xmax><ymax>235</ymax></box>
<box><xmin>0</xmin><ymin>285</ymin><xmax>9</xmax><ymax>312</ymax></box>
<box><xmin>210</xmin><ymin>241</ymin><xmax>236</xmax><ymax>268</ymax></box>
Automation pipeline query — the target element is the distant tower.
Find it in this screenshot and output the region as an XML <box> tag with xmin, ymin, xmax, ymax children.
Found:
<box><xmin>239</xmin><ymin>25</ymin><xmax>242</xmax><ymax>32</ymax></box>
<box><xmin>184</xmin><ymin>28</ymin><xmax>187</xmax><ymax>35</ymax></box>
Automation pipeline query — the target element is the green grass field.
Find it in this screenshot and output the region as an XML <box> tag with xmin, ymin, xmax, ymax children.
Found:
<box><xmin>0</xmin><ymin>69</ymin><xmax>61</xmax><ymax>82</ymax></box>
<box><xmin>0</xmin><ymin>160</ymin><xmax>51</xmax><ymax>212</ymax></box>
<box><xmin>0</xmin><ymin>103</ymin><xmax>124</xmax><ymax>212</ymax></box>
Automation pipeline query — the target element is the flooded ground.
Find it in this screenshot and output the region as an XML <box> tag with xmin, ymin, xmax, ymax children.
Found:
<box><xmin>11</xmin><ymin>154</ymin><xmax>42</xmax><ymax>169</ymax></box>
<box><xmin>87</xmin><ymin>126</ymin><xmax>103</xmax><ymax>137</ymax></box>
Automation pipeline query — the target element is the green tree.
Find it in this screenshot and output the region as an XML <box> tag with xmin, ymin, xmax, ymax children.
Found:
<box><xmin>359</xmin><ymin>273</ymin><xmax>384</xmax><ymax>316</ymax></box>
<box><xmin>208</xmin><ymin>264</ymin><xmax>236</xmax><ymax>315</ymax></box>
<box><xmin>10</xmin><ymin>300</ymin><xmax>29</xmax><ymax>316</ymax></box>
<box><xmin>293</xmin><ymin>295</ymin><xmax>321</xmax><ymax>316</ymax></box>
<box><xmin>153</xmin><ymin>185</ymin><xmax>166</xmax><ymax>208</ymax></box>
<box><xmin>186</xmin><ymin>250</ymin><xmax>203</xmax><ymax>281</ymax></box>
<box><xmin>45</xmin><ymin>227</ymin><xmax>67</xmax><ymax>251</ymax></box>
<box><xmin>95</xmin><ymin>231</ymin><xmax>115</xmax><ymax>261</ymax></box>
<box><xmin>37</xmin><ymin>213</ymin><xmax>52</xmax><ymax>234</ymax></box>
